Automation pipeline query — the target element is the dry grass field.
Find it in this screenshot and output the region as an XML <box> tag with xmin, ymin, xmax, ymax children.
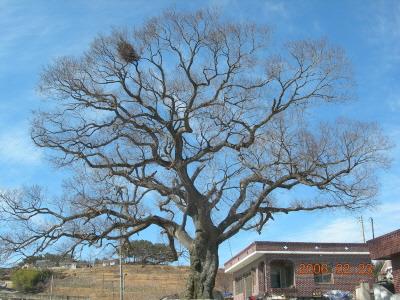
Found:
<box><xmin>48</xmin><ymin>265</ymin><xmax>232</xmax><ymax>300</ymax></box>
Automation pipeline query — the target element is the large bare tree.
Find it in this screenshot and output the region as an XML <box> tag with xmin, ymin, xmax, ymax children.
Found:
<box><xmin>0</xmin><ymin>9</ymin><xmax>390</xmax><ymax>299</ymax></box>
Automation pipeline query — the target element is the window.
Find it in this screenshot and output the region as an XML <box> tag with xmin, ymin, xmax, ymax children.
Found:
<box><xmin>314</xmin><ymin>264</ymin><xmax>333</xmax><ymax>284</ymax></box>
<box><xmin>271</xmin><ymin>269</ymin><xmax>281</xmax><ymax>288</ymax></box>
<box><xmin>244</xmin><ymin>272</ymin><xmax>253</xmax><ymax>297</ymax></box>
<box><xmin>235</xmin><ymin>276</ymin><xmax>243</xmax><ymax>295</ymax></box>
<box><xmin>314</xmin><ymin>273</ymin><xmax>333</xmax><ymax>283</ymax></box>
<box><xmin>235</xmin><ymin>272</ymin><xmax>253</xmax><ymax>296</ymax></box>
<box><xmin>270</xmin><ymin>260</ymin><xmax>294</xmax><ymax>288</ymax></box>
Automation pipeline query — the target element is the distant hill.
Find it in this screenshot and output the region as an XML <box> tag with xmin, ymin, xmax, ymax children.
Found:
<box><xmin>48</xmin><ymin>264</ymin><xmax>232</xmax><ymax>300</ymax></box>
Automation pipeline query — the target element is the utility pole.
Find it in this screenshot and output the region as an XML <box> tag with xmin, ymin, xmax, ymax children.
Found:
<box><xmin>50</xmin><ymin>274</ymin><xmax>54</xmax><ymax>300</ymax></box>
<box><xmin>359</xmin><ymin>216</ymin><xmax>366</xmax><ymax>243</ymax></box>
<box><xmin>119</xmin><ymin>238</ymin><xmax>124</xmax><ymax>300</ymax></box>
<box><xmin>370</xmin><ymin>217</ymin><xmax>375</xmax><ymax>239</ymax></box>
<box><xmin>117</xmin><ymin>185</ymin><xmax>126</xmax><ymax>300</ymax></box>
<box><xmin>117</xmin><ymin>185</ymin><xmax>125</xmax><ymax>300</ymax></box>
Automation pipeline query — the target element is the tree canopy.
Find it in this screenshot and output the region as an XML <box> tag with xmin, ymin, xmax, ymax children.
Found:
<box><xmin>122</xmin><ymin>240</ymin><xmax>177</xmax><ymax>265</ymax></box>
<box><xmin>0</xmin><ymin>9</ymin><xmax>391</xmax><ymax>298</ymax></box>
<box><xmin>19</xmin><ymin>253</ymin><xmax>73</xmax><ymax>267</ymax></box>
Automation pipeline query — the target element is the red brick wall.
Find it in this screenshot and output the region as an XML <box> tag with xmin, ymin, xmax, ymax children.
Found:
<box><xmin>228</xmin><ymin>242</ymin><xmax>373</xmax><ymax>299</ymax></box>
<box><xmin>233</xmin><ymin>253</ymin><xmax>373</xmax><ymax>298</ymax></box>
<box><xmin>225</xmin><ymin>241</ymin><xmax>369</xmax><ymax>270</ymax></box>
<box><xmin>367</xmin><ymin>229</ymin><xmax>400</xmax><ymax>260</ymax></box>
<box><xmin>367</xmin><ymin>229</ymin><xmax>400</xmax><ymax>293</ymax></box>
<box><xmin>392</xmin><ymin>254</ymin><xmax>400</xmax><ymax>293</ymax></box>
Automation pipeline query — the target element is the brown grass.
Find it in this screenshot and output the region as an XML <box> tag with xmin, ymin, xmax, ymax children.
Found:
<box><xmin>47</xmin><ymin>265</ymin><xmax>232</xmax><ymax>300</ymax></box>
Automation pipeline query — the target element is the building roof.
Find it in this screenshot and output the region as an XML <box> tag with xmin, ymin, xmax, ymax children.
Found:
<box><xmin>224</xmin><ymin>241</ymin><xmax>370</xmax><ymax>273</ymax></box>
<box><xmin>367</xmin><ymin>228</ymin><xmax>400</xmax><ymax>260</ymax></box>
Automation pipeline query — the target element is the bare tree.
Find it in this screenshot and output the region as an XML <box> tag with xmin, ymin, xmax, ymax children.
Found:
<box><xmin>0</xmin><ymin>9</ymin><xmax>391</xmax><ymax>299</ymax></box>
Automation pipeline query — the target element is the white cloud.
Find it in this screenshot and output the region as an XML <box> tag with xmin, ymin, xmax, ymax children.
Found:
<box><xmin>286</xmin><ymin>200</ymin><xmax>400</xmax><ymax>243</ymax></box>
<box><xmin>371</xmin><ymin>201</ymin><xmax>400</xmax><ymax>236</ymax></box>
<box><xmin>287</xmin><ymin>217</ymin><xmax>364</xmax><ymax>243</ymax></box>
<box><xmin>264</xmin><ymin>1</ymin><xmax>288</xmax><ymax>17</ymax></box>
<box><xmin>0</xmin><ymin>125</ymin><xmax>42</xmax><ymax>165</ymax></box>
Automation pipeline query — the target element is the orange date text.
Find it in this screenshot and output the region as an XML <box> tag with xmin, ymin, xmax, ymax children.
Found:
<box><xmin>297</xmin><ymin>263</ymin><xmax>373</xmax><ymax>275</ymax></box>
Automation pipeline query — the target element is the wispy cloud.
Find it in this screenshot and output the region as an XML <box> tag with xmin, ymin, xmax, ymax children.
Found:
<box><xmin>285</xmin><ymin>200</ymin><xmax>400</xmax><ymax>243</ymax></box>
<box><xmin>360</xmin><ymin>1</ymin><xmax>400</xmax><ymax>73</ymax></box>
<box><xmin>263</xmin><ymin>1</ymin><xmax>289</xmax><ymax>19</ymax></box>
<box><xmin>288</xmin><ymin>217</ymin><xmax>364</xmax><ymax>243</ymax></box>
<box><xmin>0</xmin><ymin>3</ymin><xmax>43</xmax><ymax>59</ymax></box>
<box><xmin>387</xmin><ymin>95</ymin><xmax>400</xmax><ymax>112</ymax></box>
<box><xmin>0</xmin><ymin>124</ymin><xmax>42</xmax><ymax>165</ymax></box>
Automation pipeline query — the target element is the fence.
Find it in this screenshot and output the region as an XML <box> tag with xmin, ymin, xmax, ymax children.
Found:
<box><xmin>0</xmin><ymin>292</ymin><xmax>90</xmax><ymax>300</ymax></box>
<box><xmin>51</xmin><ymin>274</ymin><xmax>182</xmax><ymax>300</ymax></box>
<box><xmin>6</xmin><ymin>265</ymin><xmax>231</xmax><ymax>300</ymax></box>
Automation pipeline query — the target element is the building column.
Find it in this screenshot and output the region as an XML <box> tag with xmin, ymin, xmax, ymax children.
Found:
<box><xmin>255</xmin><ymin>265</ymin><xmax>259</xmax><ymax>294</ymax></box>
<box><xmin>257</xmin><ymin>262</ymin><xmax>265</xmax><ymax>294</ymax></box>
<box><xmin>233</xmin><ymin>278</ymin><xmax>236</xmax><ymax>297</ymax></box>
<box><xmin>264</xmin><ymin>259</ymin><xmax>270</xmax><ymax>293</ymax></box>
<box><xmin>253</xmin><ymin>268</ymin><xmax>257</xmax><ymax>295</ymax></box>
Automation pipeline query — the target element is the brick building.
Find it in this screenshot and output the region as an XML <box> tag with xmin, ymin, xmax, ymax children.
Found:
<box><xmin>367</xmin><ymin>228</ymin><xmax>400</xmax><ymax>293</ymax></box>
<box><xmin>224</xmin><ymin>241</ymin><xmax>373</xmax><ymax>300</ymax></box>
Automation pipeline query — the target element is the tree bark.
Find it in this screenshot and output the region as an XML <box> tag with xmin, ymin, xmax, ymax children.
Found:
<box><xmin>185</xmin><ymin>234</ymin><xmax>219</xmax><ymax>299</ymax></box>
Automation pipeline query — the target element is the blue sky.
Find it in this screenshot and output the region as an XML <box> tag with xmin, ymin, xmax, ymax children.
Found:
<box><xmin>1</xmin><ymin>0</ymin><xmax>400</xmax><ymax>266</ymax></box>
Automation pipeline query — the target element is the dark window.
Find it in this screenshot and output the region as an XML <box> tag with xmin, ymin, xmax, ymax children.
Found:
<box><xmin>271</xmin><ymin>270</ymin><xmax>281</xmax><ymax>288</ymax></box>
<box><xmin>314</xmin><ymin>273</ymin><xmax>333</xmax><ymax>283</ymax></box>
<box><xmin>314</xmin><ymin>264</ymin><xmax>333</xmax><ymax>284</ymax></box>
<box><xmin>270</xmin><ymin>260</ymin><xmax>294</xmax><ymax>288</ymax></box>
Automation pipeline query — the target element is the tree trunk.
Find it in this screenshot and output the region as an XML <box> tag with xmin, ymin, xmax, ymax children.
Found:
<box><xmin>185</xmin><ymin>236</ymin><xmax>219</xmax><ymax>299</ymax></box>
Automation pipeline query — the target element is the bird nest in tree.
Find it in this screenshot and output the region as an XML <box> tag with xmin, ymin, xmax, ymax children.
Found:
<box><xmin>117</xmin><ymin>39</ymin><xmax>139</xmax><ymax>63</ymax></box>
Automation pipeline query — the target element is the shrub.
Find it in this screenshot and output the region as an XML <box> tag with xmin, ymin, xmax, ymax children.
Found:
<box><xmin>11</xmin><ymin>268</ymin><xmax>52</xmax><ymax>292</ymax></box>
